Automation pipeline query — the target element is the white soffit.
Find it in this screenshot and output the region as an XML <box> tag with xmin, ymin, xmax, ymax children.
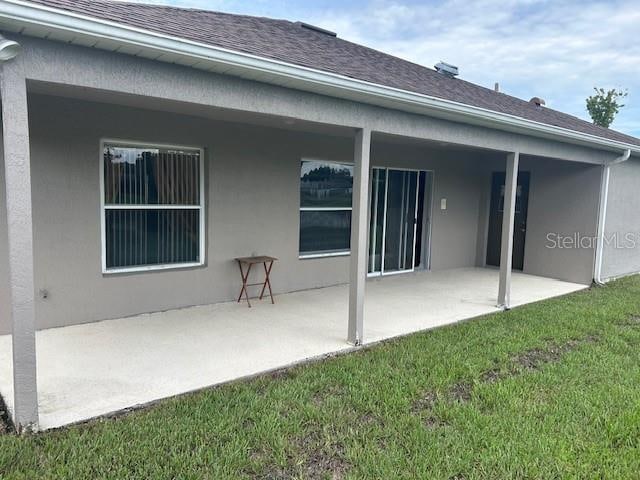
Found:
<box><xmin>0</xmin><ymin>0</ymin><xmax>638</xmax><ymax>156</ymax></box>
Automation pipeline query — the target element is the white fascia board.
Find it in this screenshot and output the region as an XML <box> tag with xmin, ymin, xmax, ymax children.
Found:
<box><xmin>1</xmin><ymin>0</ymin><xmax>639</xmax><ymax>156</ymax></box>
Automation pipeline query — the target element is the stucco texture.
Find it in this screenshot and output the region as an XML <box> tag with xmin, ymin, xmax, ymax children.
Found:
<box><xmin>10</xmin><ymin>33</ymin><xmax>620</xmax><ymax>165</ymax></box>
<box><xmin>602</xmin><ymin>159</ymin><xmax>640</xmax><ymax>280</ymax></box>
<box><xmin>0</xmin><ymin>93</ymin><xmax>603</xmax><ymax>333</ymax></box>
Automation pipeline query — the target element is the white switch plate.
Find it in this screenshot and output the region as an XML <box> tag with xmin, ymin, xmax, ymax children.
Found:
<box><xmin>440</xmin><ymin>198</ymin><xmax>447</xmax><ymax>210</ymax></box>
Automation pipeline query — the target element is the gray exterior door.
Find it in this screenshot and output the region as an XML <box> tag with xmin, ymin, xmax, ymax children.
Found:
<box><xmin>486</xmin><ymin>171</ymin><xmax>530</xmax><ymax>270</ymax></box>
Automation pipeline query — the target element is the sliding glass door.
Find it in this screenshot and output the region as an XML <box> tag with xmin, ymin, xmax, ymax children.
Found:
<box><xmin>369</xmin><ymin>168</ymin><xmax>422</xmax><ymax>276</ymax></box>
<box><xmin>369</xmin><ymin>169</ymin><xmax>386</xmax><ymax>273</ymax></box>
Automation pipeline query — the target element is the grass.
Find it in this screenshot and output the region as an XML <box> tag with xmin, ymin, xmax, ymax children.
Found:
<box><xmin>2</xmin><ymin>277</ymin><xmax>640</xmax><ymax>479</ymax></box>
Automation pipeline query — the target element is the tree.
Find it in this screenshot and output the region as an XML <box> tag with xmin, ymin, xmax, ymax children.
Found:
<box><xmin>586</xmin><ymin>87</ymin><xmax>627</xmax><ymax>128</ymax></box>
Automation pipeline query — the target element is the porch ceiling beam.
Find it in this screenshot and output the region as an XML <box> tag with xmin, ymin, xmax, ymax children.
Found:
<box><xmin>0</xmin><ymin>0</ymin><xmax>637</xmax><ymax>157</ymax></box>
<box><xmin>0</xmin><ymin>59</ymin><xmax>39</xmax><ymax>431</ymax></box>
<box><xmin>9</xmin><ymin>35</ymin><xmax>615</xmax><ymax>165</ymax></box>
<box><xmin>497</xmin><ymin>152</ymin><xmax>520</xmax><ymax>309</ymax></box>
<box><xmin>348</xmin><ymin>128</ymin><xmax>371</xmax><ymax>345</ymax></box>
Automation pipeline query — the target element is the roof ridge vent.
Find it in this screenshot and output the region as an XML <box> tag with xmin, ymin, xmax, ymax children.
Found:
<box><xmin>529</xmin><ymin>97</ymin><xmax>546</xmax><ymax>107</ymax></box>
<box><xmin>435</xmin><ymin>61</ymin><xmax>459</xmax><ymax>78</ymax></box>
<box><xmin>294</xmin><ymin>21</ymin><xmax>337</xmax><ymax>37</ymax></box>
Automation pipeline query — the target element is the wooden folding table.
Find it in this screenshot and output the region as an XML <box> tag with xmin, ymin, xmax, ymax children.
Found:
<box><xmin>234</xmin><ymin>256</ymin><xmax>277</xmax><ymax>307</ymax></box>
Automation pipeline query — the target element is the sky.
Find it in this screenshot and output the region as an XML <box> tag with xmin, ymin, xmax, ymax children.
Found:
<box><xmin>126</xmin><ymin>0</ymin><xmax>639</xmax><ymax>137</ymax></box>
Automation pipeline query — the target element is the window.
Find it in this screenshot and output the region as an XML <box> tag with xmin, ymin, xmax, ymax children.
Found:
<box><xmin>299</xmin><ymin>160</ymin><xmax>353</xmax><ymax>257</ymax></box>
<box><xmin>101</xmin><ymin>141</ymin><xmax>204</xmax><ymax>273</ymax></box>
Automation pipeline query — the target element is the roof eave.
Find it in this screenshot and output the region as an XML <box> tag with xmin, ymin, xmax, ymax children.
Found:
<box><xmin>1</xmin><ymin>0</ymin><xmax>638</xmax><ymax>157</ymax></box>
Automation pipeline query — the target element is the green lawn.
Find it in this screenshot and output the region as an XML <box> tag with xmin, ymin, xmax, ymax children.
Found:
<box><xmin>2</xmin><ymin>277</ymin><xmax>640</xmax><ymax>479</ymax></box>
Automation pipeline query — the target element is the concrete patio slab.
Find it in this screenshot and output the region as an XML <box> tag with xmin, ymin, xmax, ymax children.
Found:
<box><xmin>0</xmin><ymin>268</ymin><xmax>587</xmax><ymax>430</ymax></box>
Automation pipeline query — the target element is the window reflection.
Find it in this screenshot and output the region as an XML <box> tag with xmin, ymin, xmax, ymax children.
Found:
<box><xmin>299</xmin><ymin>160</ymin><xmax>353</xmax><ymax>255</ymax></box>
<box><xmin>300</xmin><ymin>160</ymin><xmax>353</xmax><ymax>208</ymax></box>
<box><xmin>103</xmin><ymin>143</ymin><xmax>203</xmax><ymax>270</ymax></box>
<box><xmin>104</xmin><ymin>146</ymin><xmax>200</xmax><ymax>206</ymax></box>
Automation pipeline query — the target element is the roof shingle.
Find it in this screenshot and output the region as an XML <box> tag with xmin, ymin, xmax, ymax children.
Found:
<box><xmin>19</xmin><ymin>0</ymin><xmax>640</xmax><ymax>147</ymax></box>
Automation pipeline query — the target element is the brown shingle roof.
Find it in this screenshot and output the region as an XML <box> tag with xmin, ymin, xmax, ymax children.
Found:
<box><xmin>20</xmin><ymin>0</ymin><xmax>640</xmax><ymax>147</ymax></box>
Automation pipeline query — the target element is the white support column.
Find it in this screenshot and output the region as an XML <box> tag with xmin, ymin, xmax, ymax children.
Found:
<box><xmin>348</xmin><ymin>128</ymin><xmax>371</xmax><ymax>345</ymax></box>
<box><xmin>0</xmin><ymin>63</ymin><xmax>39</xmax><ymax>431</ymax></box>
<box><xmin>497</xmin><ymin>152</ymin><xmax>519</xmax><ymax>309</ymax></box>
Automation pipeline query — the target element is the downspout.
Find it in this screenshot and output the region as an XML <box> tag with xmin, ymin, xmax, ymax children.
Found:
<box><xmin>594</xmin><ymin>148</ymin><xmax>632</xmax><ymax>285</ymax></box>
<box><xmin>0</xmin><ymin>33</ymin><xmax>20</xmax><ymax>60</ymax></box>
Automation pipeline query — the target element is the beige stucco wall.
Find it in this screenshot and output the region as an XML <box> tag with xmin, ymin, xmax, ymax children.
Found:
<box><xmin>0</xmin><ymin>94</ymin><xmax>602</xmax><ymax>333</ymax></box>
<box><xmin>0</xmin><ymin>135</ymin><xmax>9</xmax><ymax>334</ymax></box>
<box><xmin>0</xmin><ymin>95</ymin><xmax>494</xmax><ymax>333</ymax></box>
<box><xmin>520</xmin><ymin>157</ymin><xmax>600</xmax><ymax>283</ymax></box>
<box><xmin>25</xmin><ymin>95</ymin><xmax>353</xmax><ymax>333</ymax></box>
<box><xmin>602</xmin><ymin>159</ymin><xmax>640</xmax><ymax>280</ymax></box>
<box><xmin>11</xmin><ymin>33</ymin><xmax>619</xmax><ymax>166</ymax></box>
<box><xmin>370</xmin><ymin>142</ymin><xmax>488</xmax><ymax>271</ymax></box>
<box><xmin>0</xmin><ymin>34</ymin><xmax>621</xmax><ymax>336</ymax></box>
<box><xmin>475</xmin><ymin>154</ymin><xmax>601</xmax><ymax>284</ymax></box>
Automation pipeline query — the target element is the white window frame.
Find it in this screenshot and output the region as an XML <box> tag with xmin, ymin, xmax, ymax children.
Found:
<box><xmin>99</xmin><ymin>138</ymin><xmax>206</xmax><ymax>274</ymax></box>
<box><xmin>298</xmin><ymin>158</ymin><xmax>353</xmax><ymax>259</ymax></box>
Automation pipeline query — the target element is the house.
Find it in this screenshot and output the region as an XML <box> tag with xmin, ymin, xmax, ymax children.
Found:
<box><xmin>0</xmin><ymin>0</ymin><xmax>639</xmax><ymax>432</ymax></box>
